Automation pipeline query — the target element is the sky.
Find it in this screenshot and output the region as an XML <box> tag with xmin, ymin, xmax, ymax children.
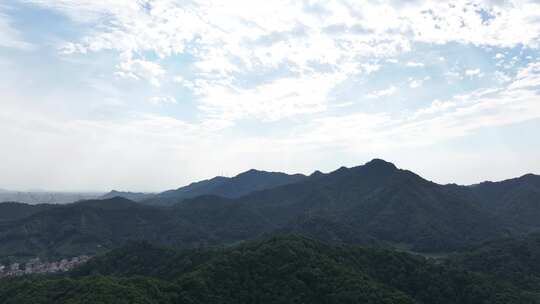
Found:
<box><xmin>1</xmin><ymin>0</ymin><xmax>540</xmax><ymax>192</ymax></box>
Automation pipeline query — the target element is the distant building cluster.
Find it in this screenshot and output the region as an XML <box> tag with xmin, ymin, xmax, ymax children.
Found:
<box><xmin>0</xmin><ymin>256</ymin><xmax>90</xmax><ymax>278</ymax></box>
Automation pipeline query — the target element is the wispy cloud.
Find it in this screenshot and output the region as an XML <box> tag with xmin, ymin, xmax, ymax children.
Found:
<box><xmin>19</xmin><ymin>0</ymin><xmax>540</xmax><ymax>125</ymax></box>
<box><xmin>0</xmin><ymin>10</ymin><xmax>32</xmax><ymax>50</ymax></box>
<box><xmin>116</xmin><ymin>58</ymin><xmax>165</xmax><ymax>87</ymax></box>
<box><xmin>198</xmin><ymin>72</ymin><xmax>346</xmax><ymax>122</ymax></box>
<box><xmin>297</xmin><ymin>60</ymin><xmax>540</xmax><ymax>150</ymax></box>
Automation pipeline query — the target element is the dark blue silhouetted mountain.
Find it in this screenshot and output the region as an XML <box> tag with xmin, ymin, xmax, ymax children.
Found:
<box><xmin>0</xmin><ymin>159</ymin><xmax>538</xmax><ymax>259</ymax></box>
<box><xmin>145</xmin><ymin>169</ymin><xmax>307</xmax><ymax>205</ymax></box>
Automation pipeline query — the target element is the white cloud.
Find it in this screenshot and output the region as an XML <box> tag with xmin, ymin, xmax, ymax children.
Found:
<box><xmin>409</xmin><ymin>76</ymin><xmax>431</xmax><ymax>88</ymax></box>
<box><xmin>149</xmin><ymin>96</ymin><xmax>177</xmax><ymax>105</ymax></box>
<box><xmin>494</xmin><ymin>70</ymin><xmax>511</xmax><ymax>83</ymax></box>
<box><xmin>173</xmin><ymin>75</ymin><xmax>184</xmax><ymax>83</ymax></box>
<box><xmin>410</xmin><ymin>99</ymin><xmax>457</xmax><ymax>118</ymax></box>
<box><xmin>197</xmin><ymin>72</ymin><xmax>346</xmax><ymax>121</ymax></box>
<box><xmin>508</xmin><ymin>61</ymin><xmax>540</xmax><ymax>90</ymax></box>
<box><xmin>406</xmin><ymin>61</ymin><xmax>425</xmax><ymax>67</ymax></box>
<box><xmin>297</xmin><ymin>112</ymin><xmax>392</xmax><ymax>149</ymax></box>
<box><xmin>361</xmin><ymin>63</ymin><xmax>381</xmax><ymax>74</ymax></box>
<box><xmin>404</xmin><ymin>1</ymin><xmax>540</xmax><ymax>48</ymax></box>
<box><xmin>465</xmin><ymin>68</ymin><xmax>484</xmax><ymax>78</ymax></box>
<box><xmin>23</xmin><ymin>0</ymin><xmax>540</xmax><ymax>68</ymax></box>
<box><xmin>366</xmin><ymin>86</ymin><xmax>397</xmax><ymax>99</ymax></box>
<box><xmin>409</xmin><ymin>79</ymin><xmax>422</xmax><ymax>88</ymax></box>
<box><xmin>21</xmin><ymin>0</ymin><xmax>540</xmax><ymax>125</ymax></box>
<box><xmin>116</xmin><ymin>58</ymin><xmax>165</xmax><ymax>87</ymax></box>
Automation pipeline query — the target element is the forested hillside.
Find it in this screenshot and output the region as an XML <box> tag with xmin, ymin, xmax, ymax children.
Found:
<box><xmin>2</xmin><ymin>235</ymin><xmax>539</xmax><ymax>304</ymax></box>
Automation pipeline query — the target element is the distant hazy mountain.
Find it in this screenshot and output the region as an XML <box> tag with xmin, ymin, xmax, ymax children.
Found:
<box><xmin>145</xmin><ymin>169</ymin><xmax>307</xmax><ymax>205</ymax></box>
<box><xmin>0</xmin><ymin>191</ymin><xmax>102</xmax><ymax>205</ymax></box>
<box><xmin>100</xmin><ymin>190</ymin><xmax>155</xmax><ymax>202</ymax></box>
<box><xmin>0</xmin><ymin>159</ymin><xmax>538</xmax><ymax>259</ymax></box>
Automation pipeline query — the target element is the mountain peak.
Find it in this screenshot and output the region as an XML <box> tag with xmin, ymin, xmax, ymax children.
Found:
<box><xmin>363</xmin><ymin>159</ymin><xmax>397</xmax><ymax>170</ymax></box>
<box><xmin>236</xmin><ymin>169</ymin><xmax>266</xmax><ymax>178</ymax></box>
<box><xmin>520</xmin><ymin>173</ymin><xmax>539</xmax><ymax>180</ymax></box>
<box><xmin>310</xmin><ymin>170</ymin><xmax>324</xmax><ymax>178</ymax></box>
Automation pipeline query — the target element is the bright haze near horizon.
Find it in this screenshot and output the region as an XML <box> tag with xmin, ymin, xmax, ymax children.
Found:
<box><xmin>1</xmin><ymin>0</ymin><xmax>539</xmax><ymax>192</ymax></box>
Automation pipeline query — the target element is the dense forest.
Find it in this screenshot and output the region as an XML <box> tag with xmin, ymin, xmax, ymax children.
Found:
<box><xmin>2</xmin><ymin>235</ymin><xmax>540</xmax><ymax>304</ymax></box>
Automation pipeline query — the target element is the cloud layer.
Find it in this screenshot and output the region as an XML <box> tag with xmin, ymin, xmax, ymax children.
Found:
<box><xmin>24</xmin><ymin>0</ymin><xmax>540</xmax><ymax>123</ymax></box>
<box><xmin>1</xmin><ymin>0</ymin><xmax>540</xmax><ymax>190</ymax></box>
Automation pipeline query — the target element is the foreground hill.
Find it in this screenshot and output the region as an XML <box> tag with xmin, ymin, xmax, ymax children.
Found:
<box><xmin>0</xmin><ymin>235</ymin><xmax>537</xmax><ymax>304</ymax></box>
<box><xmin>0</xmin><ymin>159</ymin><xmax>539</xmax><ymax>260</ymax></box>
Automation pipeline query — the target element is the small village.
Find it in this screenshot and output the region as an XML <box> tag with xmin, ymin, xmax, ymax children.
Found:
<box><xmin>0</xmin><ymin>256</ymin><xmax>91</xmax><ymax>278</ymax></box>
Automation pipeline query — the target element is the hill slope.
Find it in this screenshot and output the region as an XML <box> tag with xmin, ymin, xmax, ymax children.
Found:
<box><xmin>470</xmin><ymin>174</ymin><xmax>540</xmax><ymax>232</ymax></box>
<box><xmin>181</xmin><ymin>159</ymin><xmax>502</xmax><ymax>251</ymax></box>
<box><xmin>450</xmin><ymin>233</ymin><xmax>540</xmax><ymax>291</ymax></box>
<box><xmin>0</xmin><ymin>198</ymin><xmax>172</xmax><ymax>259</ymax></box>
<box><xmin>0</xmin><ymin>202</ymin><xmax>55</xmax><ymax>222</ymax></box>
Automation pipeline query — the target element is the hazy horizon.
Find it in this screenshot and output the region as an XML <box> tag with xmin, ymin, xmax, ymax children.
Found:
<box><xmin>2</xmin><ymin>0</ymin><xmax>540</xmax><ymax>192</ymax></box>
<box><xmin>0</xmin><ymin>158</ymin><xmax>538</xmax><ymax>193</ymax></box>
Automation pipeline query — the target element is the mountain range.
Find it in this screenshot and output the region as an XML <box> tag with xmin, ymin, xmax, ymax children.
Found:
<box><xmin>0</xmin><ymin>159</ymin><xmax>539</xmax><ymax>261</ymax></box>
<box><xmin>100</xmin><ymin>169</ymin><xmax>307</xmax><ymax>205</ymax></box>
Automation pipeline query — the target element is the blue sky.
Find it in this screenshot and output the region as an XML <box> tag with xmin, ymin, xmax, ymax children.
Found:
<box><xmin>1</xmin><ymin>0</ymin><xmax>540</xmax><ymax>191</ymax></box>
